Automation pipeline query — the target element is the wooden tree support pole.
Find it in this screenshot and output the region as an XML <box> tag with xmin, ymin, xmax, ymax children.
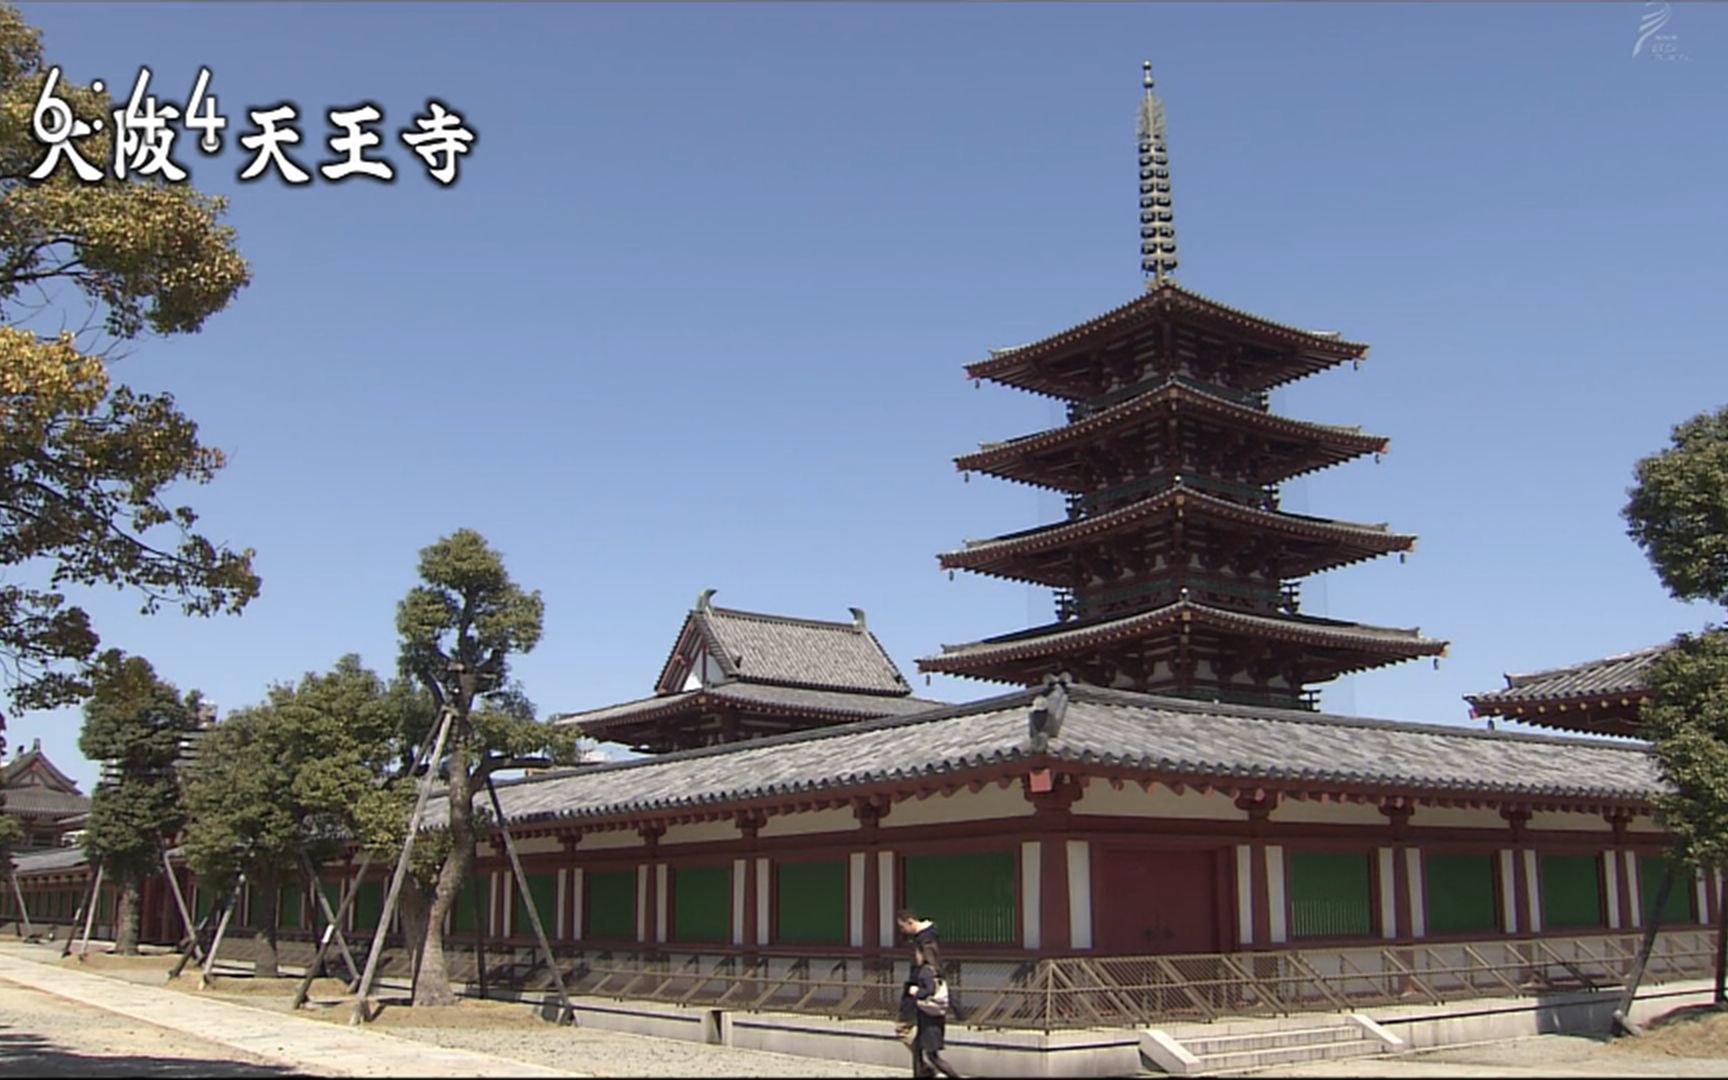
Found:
<box><xmin>1612</xmin><ymin>864</ymin><xmax>1676</xmax><ymax>1037</ymax></box>
<box><xmin>292</xmin><ymin>851</ymin><xmax>374</xmax><ymax>1010</ymax></box>
<box><xmin>167</xmin><ymin>907</ymin><xmax>216</xmax><ymax>982</ymax></box>
<box><xmin>199</xmin><ymin>878</ymin><xmax>245</xmax><ymax>989</ymax></box>
<box><xmin>8</xmin><ymin>870</ymin><xmax>34</xmax><ymax>939</ymax></box>
<box><xmin>60</xmin><ymin>864</ymin><xmax>102</xmax><ymax>958</ymax></box>
<box><xmin>350</xmin><ymin>705</ymin><xmax>454</xmax><ymax>1025</ymax></box>
<box><xmin>297</xmin><ymin>848</ymin><xmax>364</xmax><ymax>988</ymax></box>
<box><xmin>74</xmin><ymin>862</ymin><xmax>106</xmax><ymax>959</ymax></box>
<box><xmin>484</xmin><ymin>773</ymin><xmax>577</xmax><ymax>1026</ymax></box>
<box><xmin>160</xmin><ymin>844</ymin><xmax>204</xmax><ymax>966</ymax></box>
<box><xmin>471</xmin><ymin>841</ymin><xmax>487</xmax><ymax>1002</ymax></box>
<box><xmin>1715</xmin><ymin>880</ymin><xmax>1727</xmax><ymax>1005</ymax></box>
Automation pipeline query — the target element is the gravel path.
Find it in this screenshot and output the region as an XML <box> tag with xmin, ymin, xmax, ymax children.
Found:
<box><xmin>1</xmin><ymin>943</ymin><xmax>903</xmax><ymax>1077</ymax></box>
<box><xmin>0</xmin><ymin>976</ymin><xmax>292</xmax><ymax>1077</ymax></box>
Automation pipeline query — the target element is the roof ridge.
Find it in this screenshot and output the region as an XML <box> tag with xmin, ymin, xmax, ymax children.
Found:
<box><xmin>1064</xmin><ymin>684</ymin><xmax>1653</xmax><ymax>754</ymax></box>
<box><xmin>1502</xmin><ymin>642</ymin><xmax>1672</xmax><ymax>684</ymax></box>
<box><xmin>708</xmin><ymin>606</ymin><xmax>865</xmax><ymax>632</ymax></box>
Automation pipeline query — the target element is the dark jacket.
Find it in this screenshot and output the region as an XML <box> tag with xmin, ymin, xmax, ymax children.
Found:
<box><xmin>910</xmin><ymin>962</ymin><xmax>948</xmax><ymax>1051</ymax></box>
<box><xmin>899</xmin><ymin>920</ymin><xmax>940</xmax><ymax>1023</ymax></box>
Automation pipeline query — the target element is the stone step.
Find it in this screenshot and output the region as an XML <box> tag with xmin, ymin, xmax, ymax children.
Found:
<box><xmin>1191</xmin><ymin>1035</ymin><xmax>1386</xmax><ymax>1076</ymax></box>
<box><xmin>1181</xmin><ymin>1024</ymin><xmax>1369</xmax><ymax>1057</ymax></box>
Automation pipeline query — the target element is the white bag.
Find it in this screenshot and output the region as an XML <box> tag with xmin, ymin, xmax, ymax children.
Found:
<box><xmin>915</xmin><ymin>977</ymin><xmax>950</xmax><ymax>1017</ymax></box>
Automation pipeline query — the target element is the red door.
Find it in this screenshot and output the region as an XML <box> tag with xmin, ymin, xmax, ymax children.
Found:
<box><xmin>1094</xmin><ymin>848</ymin><xmax>1219</xmax><ymax>955</ymax></box>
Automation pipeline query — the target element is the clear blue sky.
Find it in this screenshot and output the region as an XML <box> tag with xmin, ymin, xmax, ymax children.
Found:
<box><xmin>9</xmin><ymin>3</ymin><xmax>1725</xmax><ymax>790</ymax></box>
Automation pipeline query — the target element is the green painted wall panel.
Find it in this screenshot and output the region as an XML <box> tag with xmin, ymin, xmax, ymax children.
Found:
<box><xmin>903</xmin><ymin>851</ymin><xmax>1017</xmax><ymax>945</ymax></box>
<box><xmin>452</xmin><ymin>878</ymin><xmax>491</xmax><ymax>935</ymax></box>
<box><xmin>279</xmin><ymin>885</ymin><xmax>302</xmax><ymax>929</ymax></box>
<box><xmin>352</xmin><ymin>881</ymin><xmax>383</xmax><ymax>931</ymax></box>
<box><xmin>513</xmin><ymin>873</ymin><xmax>559</xmax><ymax>939</ymax></box>
<box><xmin>1289</xmin><ymin>852</ymin><xmax>1373</xmax><ymax>939</ymax></box>
<box><xmin>1424</xmin><ymin>854</ymin><xmax>1498</xmax><ymax>935</ymax></box>
<box><xmin>586</xmin><ymin>870</ymin><xmax>635</xmax><ymax>941</ymax></box>
<box><xmin>775</xmin><ymin>860</ymin><xmax>846</xmax><ymax>944</ymax></box>
<box><xmin>1639</xmin><ymin>855</ymin><xmax>1697</xmax><ymax>925</ymax></box>
<box><xmin>1540</xmin><ymin>855</ymin><xmax>1603</xmax><ymax>929</ymax></box>
<box><xmin>672</xmin><ymin>866</ymin><xmax>730</xmax><ymax>944</ymax></box>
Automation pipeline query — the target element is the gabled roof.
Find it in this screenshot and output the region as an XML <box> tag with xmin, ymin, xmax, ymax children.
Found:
<box><xmin>1</xmin><ymin>743</ymin><xmax>83</xmax><ymax>796</ymax></box>
<box><xmin>423</xmin><ymin>684</ymin><xmax>1660</xmax><ymax>833</ymax></box>
<box><xmin>652</xmin><ymin>596</ymin><xmax>913</xmax><ymax>697</ymax></box>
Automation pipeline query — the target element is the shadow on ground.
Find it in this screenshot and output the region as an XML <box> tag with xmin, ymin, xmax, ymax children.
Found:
<box><xmin>0</xmin><ymin>1026</ymin><xmax>300</xmax><ymax>1078</ymax></box>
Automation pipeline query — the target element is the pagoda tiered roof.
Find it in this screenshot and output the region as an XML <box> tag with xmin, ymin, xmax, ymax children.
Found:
<box><xmin>939</xmin><ymin>485</ymin><xmax>1415</xmax><ymax>586</ymax></box>
<box><xmin>1465</xmin><ymin>643</ymin><xmax>1668</xmax><ymax>738</ymax></box>
<box><xmin>965</xmin><ymin>281</ymin><xmax>1369</xmax><ymax>401</ymax></box>
<box><xmin>920</xmin><ymin>600</ymin><xmax>1445</xmax><ymax>689</ymax></box>
<box><xmin>954</xmin><ymin>378</ymin><xmax>1388</xmax><ymax>492</ymax></box>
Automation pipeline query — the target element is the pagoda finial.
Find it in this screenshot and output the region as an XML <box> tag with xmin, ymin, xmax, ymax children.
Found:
<box><xmin>1137</xmin><ymin>60</ymin><xmax>1178</xmax><ymax>286</ymax></box>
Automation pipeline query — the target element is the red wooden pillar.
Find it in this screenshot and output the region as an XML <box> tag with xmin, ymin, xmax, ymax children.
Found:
<box><xmin>1023</xmin><ymin>771</ymin><xmax>1082</xmax><ymax>954</ymax></box>
<box><xmin>1382</xmin><ymin>799</ymin><xmax>1414</xmax><ymax>940</ymax></box>
<box><xmin>1605</xmin><ymin>813</ymin><xmax>1636</xmax><ymax>930</ymax></box>
<box><xmin>639</xmin><ymin>824</ymin><xmax>663</xmax><ymax>950</ymax></box>
<box><xmin>854</xmin><ymin>797</ymin><xmax>890</xmax><ymax>958</ymax></box>
<box><xmin>736</xmin><ymin>812</ymin><xmax>763</xmax><ymax>953</ymax></box>
<box><xmin>1503</xmin><ymin>807</ymin><xmax>1533</xmax><ymax>934</ymax></box>
<box><xmin>1237</xmin><ymin>792</ymin><xmax>1276</xmax><ymax>949</ymax></box>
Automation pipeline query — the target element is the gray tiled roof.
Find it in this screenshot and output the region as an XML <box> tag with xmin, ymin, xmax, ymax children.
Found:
<box><xmin>556</xmin><ymin>682</ymin><xmax>943</xmax><ymax>730</ymax></box>
<box><xmin>0</xmin><ymin>787</ymin><xmax>90</xmax><ymax>817</ymax></box>
<box><xmin>688</xmin><ymin>607</ymin><xmax>912</xmax><ymax>695</ymax></box>
<box><xmin>425</xmin><ymin>685</ymin><xmax>1660</xmax><ymax>832</ymax></box>
<box><xmin>1466</xmin><ymin>645</ymin><xmax>1668</xmax><ymax>709</ymax></box>
<box><xmin>9</xmin><ymin>846</ymin><xmax>90</xmax><ymax>873</ymax></box>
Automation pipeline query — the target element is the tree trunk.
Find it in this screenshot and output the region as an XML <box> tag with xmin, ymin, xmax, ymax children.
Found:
<box><xmin>252</xmin><ymin>870</ymin><xmax>282</xmax><ymax>979</ymax></box>
<box><xmin>399</xmin><ymin>881</ymin><xmax>431</xmax><ymax>998</ymax></box>
<box><xmin>412</xmin><ymin>727</ymin><xmax>475</xmax><ymax>1007</ymax></box>
<box><xmin>114</xmin><ymin>873</ymin><xmax>141</xmax><ymax>955</ymax></box>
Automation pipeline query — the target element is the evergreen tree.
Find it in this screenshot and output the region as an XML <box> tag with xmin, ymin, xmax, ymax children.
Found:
<box><xmin>77</xmin><ymin>650</ymin><xmax>198</xmax><ymax>953</ymax></box>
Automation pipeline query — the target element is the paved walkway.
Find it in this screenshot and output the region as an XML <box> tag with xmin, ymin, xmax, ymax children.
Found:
<box><xmin>0</xmin><ymin>950</ymin><xmax>586</xmax><ymax>1078</ymax></box>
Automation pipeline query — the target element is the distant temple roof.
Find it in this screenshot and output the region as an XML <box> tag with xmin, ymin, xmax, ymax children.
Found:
<box><xmin>434</xmin><ymin>684</ymin><xmax>1660</xmax><ymax>833</ymax></box>
<box><xmin>1</xmin><ymin>740</ymin><xmax>90</xmax><ymax>822</ymax></box>
<box><xmin>555</xmin><ymin>592</ymin><xmax>940</xmax><ymax>753</ymax></box>
<box><xmin>1465</xmin><ymin>643</ymin><xmax>1669</xmax><ymax>738</ymax></box>
<box><xmin>655</xmin><ymin>599</ymin><xmax>912</xmax><ymax>696</ymax></box>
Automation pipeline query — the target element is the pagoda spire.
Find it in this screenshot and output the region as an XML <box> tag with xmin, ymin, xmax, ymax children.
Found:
<box><xmin>1137</xmin><ymin>60</ymin><xmax>1178</xmax><ymax>285</ymax></box>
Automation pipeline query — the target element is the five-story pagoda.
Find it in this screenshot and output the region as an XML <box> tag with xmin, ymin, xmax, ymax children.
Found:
<box><xmin>918</xmin><ymin>63</ymin><xmax>1447</xmax><ymax>709</ymax></box>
